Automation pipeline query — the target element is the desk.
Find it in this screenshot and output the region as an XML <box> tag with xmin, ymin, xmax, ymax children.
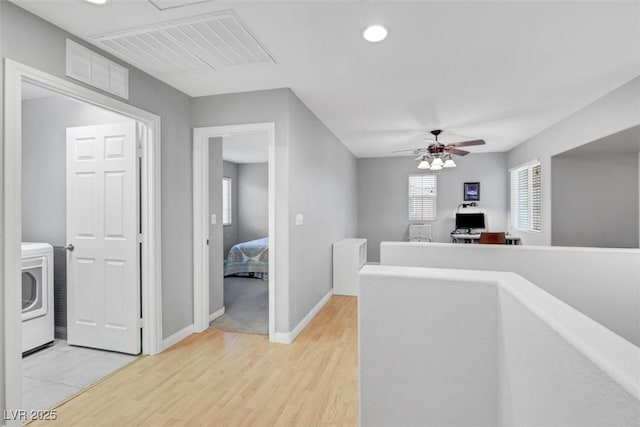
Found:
<box><xmin>450</xmin><ymin>233</ymin><xmax>521</xmax><ymax>245</ymax></box>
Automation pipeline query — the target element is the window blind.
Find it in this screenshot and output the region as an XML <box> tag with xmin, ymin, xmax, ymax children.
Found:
<box><xmin>408</xmin><ymin>173</ymin><xmax>437</xmax><ymax>221</ymax></box>
<box><xmin>510</xmin><ymin>162</ymin><xmax>541</xmax><ymax>232</ymax></box>
<box><xmin>222</xmin><ymin>177</ymin><xmax>232</xmax><ymax>225</ymax></box>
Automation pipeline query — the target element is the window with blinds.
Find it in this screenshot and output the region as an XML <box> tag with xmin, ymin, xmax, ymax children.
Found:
<box><xmin>408</xmin><ymin>174</ymin><xmax>437</xmax><ymax>221</ymax></box>
<box><xmin>222</xmin><ymin>177</ymin><xmax>232</xmax><ymax>226</ymax></box>
<box><xmin>510</xmin><ymin>162</ymin><xmax>541</xmax><ymax>232</ymax></box>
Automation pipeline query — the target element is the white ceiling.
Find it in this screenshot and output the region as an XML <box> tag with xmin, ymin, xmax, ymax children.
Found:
<box><xmin>223</xmin><ymin>132</ymin><xmax>269</xmax><ymax>164</ymax></box>
<box><xmin>11</xmin><ymin>0</ymin><xmax>640</xmax><ymax>158</ymax></box>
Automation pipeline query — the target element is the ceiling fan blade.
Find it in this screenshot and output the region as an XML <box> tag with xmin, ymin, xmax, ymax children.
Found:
<box><xmin>445</xmin><ymin>147</ymin><xmax>470</xmax><ymax>156</ymax></box>
<box><xmin>449</xmin><ymin>139</ymin><xmax>485</xmax><ymax>148</ymax></box>
<box><xmin>414</xmin><ymin>154</ymin><xmax>426</xmax><ymax>161</ymax></box>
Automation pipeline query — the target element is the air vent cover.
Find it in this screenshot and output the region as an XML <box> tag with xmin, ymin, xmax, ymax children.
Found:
<box><xmin>91</xmin><ymin>10</ymin><xmax>276</xmax><ymax>73</ymax></box>
<box><xmin>149</xmin><ymin>0</ymin><xmax>213</xmax><ymax>11</ymax></box>
<box><xmin>66</xmin><ymin>39</ymin><xmax>129</xmax><ymax>99</ymax></box>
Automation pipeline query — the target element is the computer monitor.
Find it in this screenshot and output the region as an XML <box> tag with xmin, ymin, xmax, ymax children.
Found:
<box><xmin>455</xmin><ymin>213</ymin><xmax>485</xmax><ymax>230</ymax></box>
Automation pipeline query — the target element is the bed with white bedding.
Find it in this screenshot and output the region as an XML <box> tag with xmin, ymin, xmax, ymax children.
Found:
<box><xmin>224</xmin><ymin>237</ymin><xmax>269</xmax><ymax>280</ymax></box>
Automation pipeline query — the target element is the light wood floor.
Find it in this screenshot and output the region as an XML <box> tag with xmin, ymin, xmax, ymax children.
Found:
<box><xmin>32</xmin><ymin>296</ymin><xmax>358</xmax><ymax>426</ymax></box>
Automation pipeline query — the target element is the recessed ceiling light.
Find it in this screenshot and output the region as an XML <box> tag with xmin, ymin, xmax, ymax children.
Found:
<box><xmin>84</xmin><ymin>0</ymin><xmax>109</xmax><ymax>5</ymax></box>
<box><xmin>363</xmin><ymin>25</ymin><xmax>388</xmax><ymax>43</ymax></box>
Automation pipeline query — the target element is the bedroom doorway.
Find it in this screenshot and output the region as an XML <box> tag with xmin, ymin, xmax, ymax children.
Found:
<box><xmin>212</xmin><ymin>134</ymin><xmax>270</xmax><ymax>335</ymax></box>
<box><xmin>193</xmin><ymin>123</ymin><xmax>276</xmax><ymax>341</ymax></box>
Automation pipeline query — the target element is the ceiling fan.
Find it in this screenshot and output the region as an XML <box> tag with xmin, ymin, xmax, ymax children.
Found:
<box><xmin>393</xmin><ymin>129</ymin><xmax>486</xmax><ymax>170</ymax></box>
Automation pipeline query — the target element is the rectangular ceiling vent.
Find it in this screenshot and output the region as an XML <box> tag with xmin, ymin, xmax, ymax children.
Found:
<box><xmin>90</xmin><ymin>10</ymin><xmax>276</xmax><ymax>74</ymax></box>
<box><xmin>148</xmin><ymin>0</ymin><xmax>214</xmax><ymax>11</ymax></box>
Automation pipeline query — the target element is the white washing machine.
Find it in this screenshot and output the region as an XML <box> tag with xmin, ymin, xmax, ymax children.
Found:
<box><xmin>21</xmin><ymin>242</ymin><xmax>54</xmax><ymax>354</ymax></box>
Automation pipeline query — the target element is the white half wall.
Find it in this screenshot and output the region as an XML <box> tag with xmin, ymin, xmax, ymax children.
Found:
<box><xmin>380</xmin><ymin>242</ymin><xmax>640</xmax><ymax>346</ymax></box>
<box><xmin>359</xmin><ymin>265</ymin><xmax>640</xmax><ymax>426</ymax></box>
<box><xmin>359</xmin><ymin>267</ymin><xmax>498</xmax><ymax>426</ymax></box>
<box><xmin>498</xmin><ymin>285</ymin><xmax>639</xmax><ymax>426</ymax></box>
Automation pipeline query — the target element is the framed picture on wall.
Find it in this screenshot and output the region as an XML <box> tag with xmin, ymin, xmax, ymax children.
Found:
<box><xmin>464</xmin><ymin>182</ymin><xmax>480</xmax><ymax>201</ymax></box>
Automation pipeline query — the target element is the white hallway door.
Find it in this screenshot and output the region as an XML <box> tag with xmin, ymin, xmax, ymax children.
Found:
<box><xmin>66</xmin><ymin>122</ymin><xmax>141</xmax><ymax>355</ymax></box>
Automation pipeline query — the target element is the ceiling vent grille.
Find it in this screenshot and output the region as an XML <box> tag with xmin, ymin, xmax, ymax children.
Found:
<box><xmin>91</xmin><ymin>10</ymin><xmax>276</xmax><ymax>73</ymax></box>
<box><xmin>148</xmin><ymin>0</ymin><xmax>214</xmax><ymax>11</ymax></box>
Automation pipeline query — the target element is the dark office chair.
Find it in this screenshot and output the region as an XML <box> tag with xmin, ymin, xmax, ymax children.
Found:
<box><xmin>478</xmin><ymin>232</ymin><xmax>507</xmax><ymax>245</ymax></box>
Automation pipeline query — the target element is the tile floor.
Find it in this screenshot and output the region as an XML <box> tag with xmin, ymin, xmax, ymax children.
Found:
<box><xmin>22</xmin><ymin>340</ymin><xmax>137</xmax><ymax>413</ymax></box>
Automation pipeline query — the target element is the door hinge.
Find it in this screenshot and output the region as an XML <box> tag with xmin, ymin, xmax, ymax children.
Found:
<box><xmin>138</xmin><ymin>318</ymin><xmax>146</xmax><ymax>329</ymax></box>
<box><xmin>206</xmin><ymin>238</ymin><xmax>210</xmax><ymax>246</ymax></box>
<box><xmin>137</xmin><ymin>233</ymin><xmax>143</xmax><ymax>243</ymax></box>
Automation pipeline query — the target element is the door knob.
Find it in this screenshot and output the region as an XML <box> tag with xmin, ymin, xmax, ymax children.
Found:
<box><xmin>64</xmin><ymin>244</ymin><xmax>75</xmax><ymax>252</ymax></box>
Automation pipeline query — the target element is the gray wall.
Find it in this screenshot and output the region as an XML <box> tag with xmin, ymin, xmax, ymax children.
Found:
<box><xmin>192</xmin><ymin>88</ymin><xmax>292</xmax><ymax>329</ymax></box>
<box><xmin>222</xmin><ymin>160</ymin><xmax>239</xmax><ymax>256</ymax></box>
<box><xmin>552</xmin><ymin>152</ymin><xmax>639</xmax><ymax>248</ymax></box>
<box><xmin>209</xmin><ymin>138</ymin><xmax>224</xmax><ymax>314</ymax></box>
<box><xmin>507</xmin><ymin>77</ymin><xmax>640</xmax><ymax>246</ymax></box>
<box><xmin>22</xmin><ymin>95</ymin><xmax>131</xmax><ymax>246</ymax></box>
<box><xmin>237</xmin><ymin>163</ymin><xmax>269</xmax><ymax>243</ymax></box>
<box><xmin>221</xmin><ymin>161</ymin><xmax>269</xmax><ymax>254</ymax></box>
<box><xmin>192</xmin><ymin>88</ymin><xmax>358</xmax><ymax>331</ymax></box>
<box><xmin>287</xmin><ymin>90</ymin><xmax>358</xmax><ymax>328</ymax></box>
<box><xmin>358</xmin><ymin>153</ymin><xmax>509</xmax><ymax>262</ymax></box>
<box><xmin>1</xmin><ymin>2</ymin><xmax>194</xmax><ymax>338</ymax></box>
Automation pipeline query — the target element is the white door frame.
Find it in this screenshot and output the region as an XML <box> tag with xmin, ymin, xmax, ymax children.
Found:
<box><xmin>193</xmin><ymin>123</ymin><xmax>276</xmax><ymax>342</ymax></box>
<box><xmin>2</xmin><ymin>59</ymin><xmax>163</xmax><ymax>417</ymax></box>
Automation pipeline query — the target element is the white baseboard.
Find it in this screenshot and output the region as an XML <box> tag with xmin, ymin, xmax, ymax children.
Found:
<box><xmin>273</xmin><ymin>289</ymin><xmax>333</xmax><ymax>344</ymax></box>
<box><xmin>162</xmin><ymin>324</ymin><xmax>195</xmax><ymax>351</ymax></box>
<box><xmin>209</xmin><ymin>306</ymin><xmax>225</xmax><ymax>322</ymax></box>
<box><xmin>161</xmin><ymin>306</ymin><xmax>224</xmax><ymax>351</ymax></box>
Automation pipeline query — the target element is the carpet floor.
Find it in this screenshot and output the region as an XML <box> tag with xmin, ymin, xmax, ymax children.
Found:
<box><xmin>210</xmin><ymin>276</ymin><xmax>268</xmax><ymax>335</ymax></box>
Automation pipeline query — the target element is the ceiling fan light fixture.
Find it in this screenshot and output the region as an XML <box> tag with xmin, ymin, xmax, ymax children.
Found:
<box><xmin>443</xmin><ymin>158</ymin><xmax>456</xmax><ymax>168</ymax></box>
<box><xmin>418</xmin><ymin>159</ymin><xmax>431</xmax><ymax>169</ymax></box>
<box><xmin>363</xmin><ymin>25</ymin><xmax>388</xmax><ymax>43</ymax></box>
<box><xmin>399</xmin><ymin>130</ymin><xmax>485</xmax><ymax>171</ymax></box>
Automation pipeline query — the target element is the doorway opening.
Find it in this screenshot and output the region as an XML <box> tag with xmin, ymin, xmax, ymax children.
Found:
<box><xmin>211</xmin><ymin>132</ymin><xmax>270</xmax><ymax>335</ymax></box>
<box><xmin>20</xmin><ymin>81</ymin><xmax>140</xmax><ymax>412</ymax></box>
<box><xmin>3</xmin><ymin>60</ymin><xmax>162</xmax><ymax>416</ymax></box>
<box><xmin>193</xmin><ymin>123</ymin><xmax>276</xmax><ymax>341</ymax></box>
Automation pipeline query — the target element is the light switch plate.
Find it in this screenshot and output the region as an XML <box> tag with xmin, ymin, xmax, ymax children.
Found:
<box><xmin>211</xmin><ymin>214</ymin><xmax>217</xmax><ymax>225</ymax></box>
<box><xmin>295</xmin><ymin>213</ymin><xmax>304</xmax><ymax>226</ymax></box>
